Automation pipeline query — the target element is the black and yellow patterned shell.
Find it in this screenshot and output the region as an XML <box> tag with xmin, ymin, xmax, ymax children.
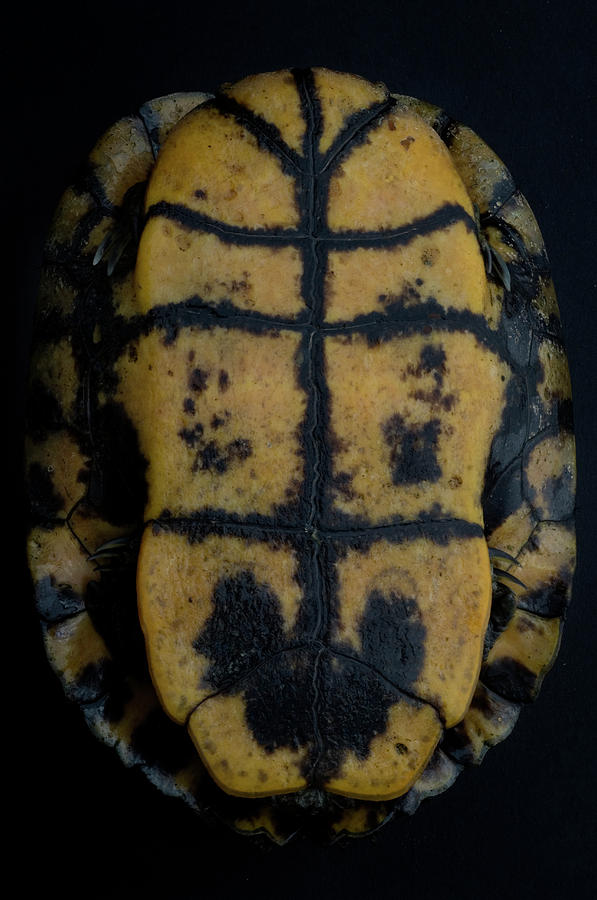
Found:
<box><xmin>25</xmin><ymin>67</ymin><xmax>576</xmax><ymax>843</ymax></box>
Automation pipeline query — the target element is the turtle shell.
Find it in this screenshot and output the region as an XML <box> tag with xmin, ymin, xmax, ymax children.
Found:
<box><xmin>25</xmin><ymin>67</ymin><xmax>576</xmax><ymax>843</ymax></box>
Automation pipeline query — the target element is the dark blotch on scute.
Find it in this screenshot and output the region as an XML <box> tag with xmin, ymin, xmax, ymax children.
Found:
<box><xmin>35</xmin><ymin>574</ymin><xmax>84</xmax><ymax>622</ymax></box>
<box><xmin>66</xmin><ymin>659</ymin><xmax>115</xmax><ymax>704</ymax></box>
<box><xmin>527</xmin><ymin>465</ymin><xmax>576</xmax><ymax>522</ymax></box>
<box><xmin>519</xmin><ymin>571</ymin><xmax>572</xmax><ymax>618</ymax></box>
<box><xmin>189</xmin><ymin>367</ymin><xmax>209</xmax><ymax>393</ymax></box>
<box><xmin>313</xmin><ymin>655</ymin><xmax>399</xmax><ymax>782</ymax></box>
<box><xmin>481</xmin><ymin>657</ymin><xmax>538</xmax><ymax>703</ymax></box>
<box><xmin>357</xmin><ymin>589</ymin><xmax>426</xmax><ymax>687</ymax></box>
<box><xmin>194</xmin><ymin>568</ymin><xmax>428</xmax><ymax>782</ymax></box>
<box><xmin>382</xmin><ymin>413</ymin><xmax>442</xmax><ymax>484</ymax></box>
<box><xmin>417</xmin><ymin>345</ymin><xmax>446</xmax><ymax>384</ymax></box>
<box><xmin>194</xmin><ymin>570</ymin><xmax>288</xmax><ymax>691</ymax></box>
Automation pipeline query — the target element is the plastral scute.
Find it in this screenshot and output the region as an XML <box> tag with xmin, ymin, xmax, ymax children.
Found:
<box><xmin>25</xmin><ymin>67</ymin><xmax>576</xmax><ymax>843</ymax></box>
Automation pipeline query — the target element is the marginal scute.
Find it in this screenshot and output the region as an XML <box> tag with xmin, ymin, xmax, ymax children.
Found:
<box><xmin>139</xmin><ymin>91</ymin><xmax>213</xmax><ymax>155</ymax></box>
<box><xmin>442</xmin><ymin>123</ymin><xmax>516</xmax><ymax>215</ymax></box>
<box><xmin>88</xmin><ymin>115</ymin><xmax>154</xmax><ymax>206</ymax></box>
<box><xmin>43</xmin><ymin>611</ymin><xmax>113</xmax><ymax>703</ymax></box>
<box><xmin>524</xmin><ymin>432</ymin><xmax>576</xmax><ymax>521</ymax></box>
<box><xmin>400</xmin><ymin>748</ymin><xmax>462</xmax><ymax>814</ymax></box>
<box><xmin>441</xmin><ymin>682</ymin><xmax>520</xmax><ymax>764</ymax></box>
<box><xmin>482</xmin><ymin>610</ymin><xmax>562</xmax><ymax>703</ymax></box>
<box><xmin>25</xmin><ymin>430</ymin><xmax>87</xmax><ymax>518</ymax></box>
<box><xmin>511</xmin><ymin>521</ymin><xmax>576</xmax><ymax>618</ymax></box>
<box><xmin>28</xmin><ymin>524</ymin><xmax>99</xmax><ymax>607</ymax></box>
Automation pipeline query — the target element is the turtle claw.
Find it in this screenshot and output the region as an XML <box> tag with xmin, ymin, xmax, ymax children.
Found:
<box><xmin>489</xmin><ymin>245</ymin><xmax>511</xmax><ymax>292</ymax></box>
<box><xmin>92</xmin><ymin>180</ymin><xmax>146</xmax><ymax>276</ymax></box>
<box><xmin>488</xmin><ymin>547</ymin><xmax>521</xmax><ymax>566</ymax></box>
<box><xmin>87</xmin><ymin>535</ymin><xmax>138</xmax><ymax>571</ymax></box>
<box><xmin>492</xmin><ymin>567</ymin><xmax>527</xmax><ymax>591</ymax></box>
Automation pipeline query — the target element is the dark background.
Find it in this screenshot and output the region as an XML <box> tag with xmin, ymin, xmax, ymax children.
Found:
<box><xmin>13</xmin><ymin>1</ymin><xmax>596</xmax><ymax>897</ymax></box>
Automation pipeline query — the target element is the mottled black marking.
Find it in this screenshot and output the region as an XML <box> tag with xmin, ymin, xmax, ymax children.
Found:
<box><xmin>189</xmin><ymin>367</ymin><xmax>209</xmax><ymax>393</ymax></box>
<box><xmin>65</xmin><ymin>658</ymin><xmax>115</xmax><ymax>705</ymax></box>
<box><xmin>518</xmin><ymin>568</ymin><xmax>573</xmax><ymax>618</ymax></box>
<box><xmin>481</xmin><ymin>657</ymin><xmax>539</xmax><ymax>703</ymax></box>
<box><xmin>524</xmin><ymin>459</ymin><xmax>576</xmax><ymax>522</ymax></box>
<box><xmin>333</xmin><ymin>471</ymin><xmax>356</xmax><ymax>501</ymax></box>
<box><xmin>86</xmin><ymin>678</ymin><xmax>134</xmax><ymax>726</ymax></box>
<box><xmin>411</xmin><ymin>387</ymin><xmax>456</xmax><ymax>412</ymax></box>
<box><xmin>218</xmin><ymin>369</ymin><xmax>230</xmax><ymax>391</ymax></box>
<box><xmin>312</xmin><ymin>653</ymin><xmax>402</xmax><ymax>783</ymax></box>
<box><xmin>194</xmin><ymin>570</ymin><xmax>290</xmax><ymax>691</ymax></box>
<box><xmin>34</xmin><ymin>574</ymin><xmax>84</xmax><ymax>622</ymax></box>
<box><xmin>193</xmin><ymin>436</ymin><xmax>253</xmax><ymax>474</ymax></box>
<box><xmin>183</xmin><ymin>396</ymin><xmax>196</xmax><ymax>415</ymax></box>
<box><xmin>378</xmin><ymin>281</ymin><xmax>421</xmax><ymax>309</ymax></box>
<box><xmin>357</xmin><ymin>589</ymin><xmax>426</xmax><ymax>687</ymax></box>
<box><xmin>382</xmin><ymin>413</ymin><xmax>442</xmax><ymax>484</ymax></box>
<box><xmin>419</xmin><ymin>344</ymin><xmax>447</xmax><ymax>382</ymax></box>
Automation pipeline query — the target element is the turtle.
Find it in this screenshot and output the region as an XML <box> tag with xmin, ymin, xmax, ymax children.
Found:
<box><xmin>25</xmin><ymin>66</ymin><xmax>576</xmax><ymax>844</ymax></box>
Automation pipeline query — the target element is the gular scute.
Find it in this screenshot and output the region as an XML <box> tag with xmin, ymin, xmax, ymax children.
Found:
<box><xmin>27</xmin><ymin>65</ymin><xmax>576</xmax><ymax>839</ymax></box>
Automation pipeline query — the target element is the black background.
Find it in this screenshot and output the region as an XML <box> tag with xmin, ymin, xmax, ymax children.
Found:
<box><xmin>13</xmin><ymin>1</ymin><xmax>596</xmax><ymax>897</ymax></box>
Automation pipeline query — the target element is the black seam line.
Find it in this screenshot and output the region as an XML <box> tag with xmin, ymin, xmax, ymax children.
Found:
<box><xmin>148</xmin><ymin>516</ymin><xmax>484</xmax><ymax>539</ymax></box>
<box><xmin>306</xmin><ymin>646</ymin><xmax>326</xmax><ymax>781</ymax></box>
<box><xmin>209</xmin><ymin>94</ymin><xmax>304</xmax><ymax>174</ymax></box>
<box><xmin>485</xmin><ymin>419</ymin><xmax>574</xmax><ymax>503</ymax></box>
<box><xmin>145</xmin><ymin>201</ymin><xmax>474</xmax><ymax>246</ymax></box>
<box><xmin>164</xmin><ymin>300</ymin><xmax>505</xmax><ymax>344</ymax></box>
<box><xmin>296</xmin><ymin>68</ymin><xmax>327</xmax><ymax>649</ymax></box>
<box><xmin>184</xmin><ymin>640</ymin><xmax>313</xmax><ymax>724</ymax></box>
<box><xmin>182</xmin><ymin>639</ymin><xmax>446</xmax><ymax>728</ymax></box>
<box><xmin>316</xmin><ymin>95</ymin><xmax>397</xmax><ymax>174</ymax></box>
<box><xmin>326</xmin><ymin>645</ymin><xmax>446</xmax><ymax>726</ymax></box>
<box><xmin>514</xmin><ymin>601</ymin><xmax>568</xmax><ymax>623</ymax></box>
